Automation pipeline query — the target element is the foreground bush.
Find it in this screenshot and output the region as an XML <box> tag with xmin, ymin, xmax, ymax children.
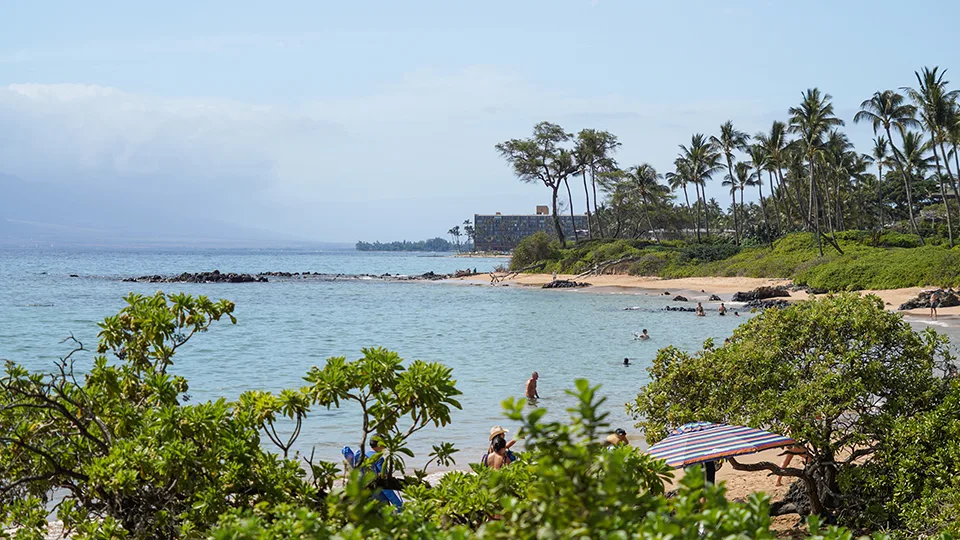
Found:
<box><xmin>629</xmin><ymin>293</ymin><xmax>954</xmax><ymax>530</ymax></box>
<box><xmin>2</xmin><ymin>293</ymin><xmax>898</xmax><ymax>538</ymax></box>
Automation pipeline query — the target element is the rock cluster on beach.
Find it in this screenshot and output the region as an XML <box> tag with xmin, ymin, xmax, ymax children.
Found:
<box><xmin>731</xmin><ymin>285</ymin><xmax>791</xmax><ymax>302</ymax></box>
<box><xmin>898</xmin><ymin>288</ymin><xmax>960</xmax><ymax>310</ymax></box>
<box><xmin>745</xmin><ymin>299</ymin><xmax>790</xmax><ymax>310</ymax></box>
<box><xmin>542</xmin><ymin>279</ymin><xmax>591</xmax><ymax>289</ymax></box>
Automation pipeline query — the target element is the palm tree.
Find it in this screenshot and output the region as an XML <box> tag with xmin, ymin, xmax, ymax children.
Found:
<box><xmin>789</xmin><ymin>88</ymin><xmax>845</xmax><ymax>255</ymax></box>
<box><xmin>679</xmin><ymin>134</ymin><xmax>724</xmax><ymax>242</ymax></box>
<box><xmin>665</xmin><ymin>157</ymin><xmax>695</xmax><ymax>234</ymax></box>
<box><xmin>870</xmin><ymin>136</ymin><xmax>890</xmax><ymax>228</ymax></box>
<box><xmin>746</xmin><ymin>143</ymin><xmax>773</xmax><ymax>235</ymax></box>
<box><xmin>623</xmin><ymin>164</ymin><xmax>667</xmax><ymax>242</ymax></box>
<box><xmin>853</xmin><ymin>90</ymin><xmax>923</xmax><ymax>243</ymax></box>
<box><xmin>711</xmin><ymin>121</ymin><xmax>751</xmax><ymax>244</ymax></box>
<box><xmin>756</xmin><ymin>121</ymin><xmax>798</xmax><ymax>229</ymax></box>
<box><xmin>574</xmin><ymin>129</ymin><xmax>621</xmax><ymax>238</ymax></box>
<box><xmin>904</xmin><ymin>67</ymin><xmax>960</xmax><ymax>246</ymax></box>
<box><xmin>721</xmin><ymin>164</ymin><xmax>749</xmax><ymax>240</ymax></box>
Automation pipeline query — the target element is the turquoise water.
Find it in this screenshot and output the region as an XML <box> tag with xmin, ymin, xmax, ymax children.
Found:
<box><xmin>1</xmin><ymin>248</ymin><xmax>751</xmax><ymax>466</ymax></box>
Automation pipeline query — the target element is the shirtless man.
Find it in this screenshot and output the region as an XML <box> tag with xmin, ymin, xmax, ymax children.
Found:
<box><xmin>526</xmin><ymin>372</ymin><xmax>540</xmax><ymax>400</ymax></box>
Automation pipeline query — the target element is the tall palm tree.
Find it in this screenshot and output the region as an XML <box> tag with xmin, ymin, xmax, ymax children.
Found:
<box><xmin>665</xmin><ymin>157</ymin><xmax>695</xmax><ymax>234</ymax></box>
<box><xmin>870</xmin><ymin>136</ymin><xmax>890</xmax><ymax>228</ymax></box>
<box><xmin>789</xmin><ymin>88</ymin><xmax>845</xmax><ymax>255</ymax></box>
<box><xmin>746</xmin><ymin>143</ymin><xmax>773</xmax><ymax>235</ymax></box>
<box><xmin>711</xmin><ymin>121</ymin><xmax>751</xmax><ymax>244</ymax></box>
<box><xmin>679</xmin><ymin>134</ymin><xmax>724</xmax><ymax>242</ymax></box>
<box><xmin>904</xmin><ymin>67</ymin><xmax>960</xmax><ymax>246</ymax></box>
<box><xmin>756</xmin><ymin>121</ymin><xmax>797</xmax><ymax>229</ymax></box>
<box><xmin>623</xmin><ymin>163</ymin><xmax>667</xmax><ymax>242</ymax></box>
<box><xmin>575</xmin><ymin>130</ymin><xmax>621</xmax><ymax>238</ymax></box>
<box><xmin>854</xmin><ymin>89</ymin><xmax>923</xmax><ymax>243</ymax></box>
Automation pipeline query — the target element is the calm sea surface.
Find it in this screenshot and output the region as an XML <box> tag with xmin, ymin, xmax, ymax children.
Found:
<box><xmin>0</xmin><ymin>247</ymin><xmax>792</xmax><ymax>466</ymax></box>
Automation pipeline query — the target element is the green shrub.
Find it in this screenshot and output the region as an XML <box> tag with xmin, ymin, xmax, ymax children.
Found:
<box><xmin>509</xmin><ymin>231</ymin><xmax>559</xmax><ymax>270</ymax></box>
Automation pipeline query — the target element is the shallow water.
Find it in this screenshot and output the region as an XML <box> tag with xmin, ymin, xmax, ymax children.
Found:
<box><xmin>0</xmin><ymin>247</ymin><xmax>835</xmax><ymax>465</ymax></box>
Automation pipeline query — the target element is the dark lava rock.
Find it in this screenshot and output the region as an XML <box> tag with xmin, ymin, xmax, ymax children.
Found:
<box><xmin>708</xmin><ymin>294</ymin><xmax>722</xmax><ymax>301</ymax></box>
<box><xmin>125</xmin><ymin>270</ymin><xmax>267</xmax><ymax>283</ymax></box>
<box><xmin>672</xmin><ymin>295</ymin><xmax>689</xmax><ymax>302</ymax></box>
<box><xmin>898</xmin><ymin>288</ymin><xmax>960</xmax><ymax>310</ymax></box>
<box><xmin>664</xmin><ymin>305</ymin><xmax>697</xmax><ymax>312</ymax></box>
<box><xmin>731</xmin><ymin>285</ymin><xmax>791</xmax><ymax>302</ymax></box>
<box><xmin>745</xmin><ymin>299</ymin><xmax>790</xmax><ymax>310</ymax></box>
<box><xmin>69</xmin><ymin>274</ymin><xmax>79</xmax><ymax>278</ymax></box>
<box><xmin>542</xmin><ymin>279</ymin><xmax>591</xmax><ymax>289</ymax></box>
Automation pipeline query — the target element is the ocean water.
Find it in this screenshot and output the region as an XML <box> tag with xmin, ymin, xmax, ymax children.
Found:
<box><xmin>1</xmin><ymin>247</ymin><xmax>755</xmax><ymax>466</ymax></box>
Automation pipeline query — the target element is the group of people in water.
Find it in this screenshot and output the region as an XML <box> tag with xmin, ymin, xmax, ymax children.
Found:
<box><xmin>696</xmin><ymin>301</ymin><xmax>739</xmax><ymax>317</ymax></box>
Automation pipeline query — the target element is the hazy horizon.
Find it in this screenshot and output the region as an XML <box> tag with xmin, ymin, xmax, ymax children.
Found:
<box><xmin>3</xmin><ymin>1</ymin><xmax>959</xmax><ymax>245</ymax></box>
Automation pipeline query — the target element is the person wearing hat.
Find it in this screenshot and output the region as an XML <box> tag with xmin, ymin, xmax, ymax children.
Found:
<box><xmin>605</xmin><ymin>428</ymin><xmax>630</xmax><ymax>446</ymax></box>
<box><xmin>482</xmin><ymin>425</ymin><xmax>516</xmax><ymax>468</ymax></box>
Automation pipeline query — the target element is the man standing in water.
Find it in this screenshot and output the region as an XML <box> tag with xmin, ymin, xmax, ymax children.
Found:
<box><xmin>526</xmin><ymin>372</ymin><xmax>540</xmax><ymax>400</ymax></box>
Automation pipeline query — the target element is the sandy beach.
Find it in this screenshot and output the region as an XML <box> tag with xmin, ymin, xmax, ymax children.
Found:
<box><xmin>453</xmin><ymin>272</ymin><xmax>960</xmax><ymax>324</ymax></box>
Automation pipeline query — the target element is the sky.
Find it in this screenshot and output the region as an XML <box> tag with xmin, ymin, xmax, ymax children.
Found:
<box><xmin>2</xmin><ymin>0</ymin><xmax>960</xmax><ymax>243</ymax></box>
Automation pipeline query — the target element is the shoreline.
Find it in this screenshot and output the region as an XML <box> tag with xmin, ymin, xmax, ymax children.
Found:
<box><xmin>449</xmin><ymin>272</ymin><xmax>960</xmax><ymax>326</ymax></box>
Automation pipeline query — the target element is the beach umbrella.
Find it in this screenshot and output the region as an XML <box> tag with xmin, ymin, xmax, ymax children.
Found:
<box><xmin>646</xmin><ymin>421</ymin><xmax>795</xmax><ymax>469</ymax></box>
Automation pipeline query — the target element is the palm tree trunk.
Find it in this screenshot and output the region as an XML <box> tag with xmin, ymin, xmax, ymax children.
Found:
<box><xmin>702</xmin><ymin>182</ymin><xmax>711</xmax><ymax>239</ymax></box>
<box><xmin>591</xmin><ymin>166</ymin><xmax>604</xmax><ymax>238</ymax></box>
<box><xmin>682</xmin><ymin>184</ymin><xmax>693</xmax><ymax>239</ymax></box>
<box><xmin>726</xmin><ymin>156</ymin><xmax>739</xmax><ymax>244</ymax></box>
<box><xmin>563</xmin><ymin>177</ymin><xmax>579</xmax><ymax>243</ymax></box>
<box><xmin>644</xmin><ymin>203</ymin><xmax>660</xmax><ymax>243</ymax></box>
<box><xmin>938</xmin><ymin>141</ymin><xmax>960</xmax><ymax>235</ymax></box>
<box><xmin>809</xmin><ymin>154</ymin><xmax>823</xmax><ymax>256</ymax></box>
<box><xmin>550</xmin><ymin>184</ymin><xmax>566</xmax><ymax>247</ymax></box>
<box><xmin>758</xmin><ymin>179</ymin><xmax>770</xmax><ymax>239</ymax></box>
<box><xmin>877</xmin><ymin>162</ymin><xmax>884</xmax><ymax>229</ymax></box>
<box><xmin>931</xmin><ymin>144</ymin><xmax>954</xmax><ymax>247</ymax></box>
<box><xmin>768</xmin><ymin>170</ymin><xmax>782</xmax><ymax>235</ymax></box>
<box><xmin>694</xmin><ymin>181</ymin><xmax>703</xmax><ymax>242</ymax></box>
<box><xmin>730</xmin><ymin>191</ymin><xmax>738</xmax><ymax>242</ymax></box>
<box><xmin>581</xmin><ymin>170</ymin><xmax>593</xmax><ymax>238</ymax></box>
<box><xmin>885</xmin><ymin>126</ymin><xmax>924</xmax><ymax>244</ymax></box>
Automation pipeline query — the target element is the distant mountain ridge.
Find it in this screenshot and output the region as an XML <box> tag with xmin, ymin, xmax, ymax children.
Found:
<box><xmin>0</xmin><ymin>173</ymin><xmax>348</xmax><ymax>248</ymax></box>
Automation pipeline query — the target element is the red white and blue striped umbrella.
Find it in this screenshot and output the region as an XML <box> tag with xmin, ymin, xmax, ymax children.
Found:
<box><xmin>646</xmin><ymin>421</ymin><xmax>795</xmax><ymax>468</ymax></box>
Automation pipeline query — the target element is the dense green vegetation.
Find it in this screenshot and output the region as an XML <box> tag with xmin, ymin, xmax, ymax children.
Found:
<box><xmin>497</xmin><ymin>66</ymin><xmax>960</xmax><ymax>256</ymax></box>
<box><xmin>2</xmin><ymin>293</ymin><xmax>896</xmax><ymax>539</ymax></box>
<box><xmin>356</xmin><ymin>238</ymin><xmax>456</xmax><ymax>252</ymax></box>
<box><xmin>511</xmin><ymin>230</ymin><xmax>960</xmax><ymax>291</ymax></box>
<box><xmin>629</xmin><ymin>294</ymin><xmax>960</xmax><ymax>534</ymax></box>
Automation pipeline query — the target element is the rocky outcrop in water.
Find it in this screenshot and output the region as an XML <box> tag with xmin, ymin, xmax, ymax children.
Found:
<box><xmin>123</xmin><ymin>270</ymin><xmax>267</xmax><ymax>283</ymax></box>
<box><xmin>708</xmin><ymin>294</ymin><xmax>722</xmax><ymax>301</ymax></box>
<box><xmin>731</xmin><ymin>285</ymin><xmax>791</xmax><ymax>302</ymax></box>
<box><xmin>898</xmin><ymin>288</ymin><xmax>960</xmax><ymax>310</ymax></box>
<box><xmin>542</xmin><ymin>279</ymin><xmax>591</xmax><ymax>289</ymax></box>
<box><xmin>672</xmin><ymin>295</ymin><xmax>689</xmax><ymax>302</ymax></box>
<box><xmin>664</xmin><ymin>305</ymin><xmax>697</xmax><ymax>312</ymax></box>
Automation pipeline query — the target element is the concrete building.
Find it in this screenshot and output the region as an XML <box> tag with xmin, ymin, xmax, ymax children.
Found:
<box><xmin>473</xmin><ymin>208</ymin><xmax>588</xmax><ymax>251</ymax></box>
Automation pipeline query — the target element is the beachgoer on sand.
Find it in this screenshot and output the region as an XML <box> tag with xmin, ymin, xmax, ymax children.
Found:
<box><xmin>526</xmin><ymin>372</ymin><xmax>540</xmax><ymax>399</ymax></box>
<box><xmin>931</xmin><ymin>292</ymin><xmax>939</xmax><ymax>320</ymax></box>
<box><xmin>775</xmin><ymin>444</ymin><xmax>809</xmax><ymax>486</ymax></box>
<box><xmin>487</xmin><ymin>425</ymin><xmax>517</xmax><ymax>462</ymax></box>
<box><xmin>605</xmin><ymin>428</ymin><xmax>630</xmax><ymax>446</ymax></box>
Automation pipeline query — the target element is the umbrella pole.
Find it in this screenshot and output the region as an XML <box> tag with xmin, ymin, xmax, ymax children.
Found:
<box><xmin>704</xmin><ymin>461</ymin><xmax>716</xmax><ymax>485</ymax></box>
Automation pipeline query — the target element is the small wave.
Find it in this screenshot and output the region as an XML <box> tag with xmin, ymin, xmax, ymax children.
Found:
<box><xmin>24</xmin><ymin>303</ymin><xmax>55</xmax><ymax>307</ymax></box>
<box><xmin>910</xmin><ymin>318</ymin><xmax>951</xmax><ymax>328</ymax></box>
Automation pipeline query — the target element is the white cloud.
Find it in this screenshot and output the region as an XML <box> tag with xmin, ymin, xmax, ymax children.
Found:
<box><xmin>0</xmin><ymin>68</ymin><xmax>782</xmax><ymax>241</ymax></box>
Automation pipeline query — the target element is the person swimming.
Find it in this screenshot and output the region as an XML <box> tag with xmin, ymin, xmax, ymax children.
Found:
<box><xmin>718</xmin><ymin>303</ymin><xmax>727</xmax><ymax>316</ymax></box>
<box><xmin>633</xmin><ymin>329</ymin><xmax>650</xmax><ymax>340</ymax></box>
<box><xmin>623</xmin><ymin>357</ymin><xmax>630</xmax><ymax>366</ymax></box>
<box><xmin>696</xmin><ymin>302</ymin><xmax>706</xmax><ymax>317</ymax></box>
